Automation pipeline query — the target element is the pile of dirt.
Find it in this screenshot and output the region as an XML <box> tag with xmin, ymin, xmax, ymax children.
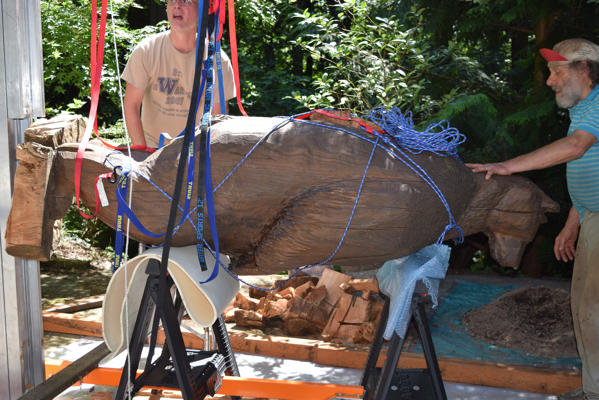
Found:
<box><xmin>462</xmin><ymin>286</ymin><xmax>577</xmax><ymax>358</ymax></box>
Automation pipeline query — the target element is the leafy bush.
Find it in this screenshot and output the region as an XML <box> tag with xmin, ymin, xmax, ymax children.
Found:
<box><xmin>41</xmin><ymin>0</ymin><xmax>166</xmax><ymax>125</ymax></box>
<box><xmin>42</xmin><ymin>0</ymin><xmax>592</xmax><ymax>276</ymax></box>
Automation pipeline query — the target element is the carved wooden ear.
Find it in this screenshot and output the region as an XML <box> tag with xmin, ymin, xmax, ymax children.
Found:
<box><xmin>539</xmin><ymin>190</ymin><xmax>560</xmax><ymax>214</ymax></box>
<box><xmin>486</xmin><ymin>231</ymin><xmax>527</xmax><ymax>270</ymax></box>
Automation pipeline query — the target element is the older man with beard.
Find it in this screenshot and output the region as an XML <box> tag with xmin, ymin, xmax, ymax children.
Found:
<box><xmin>468</xmin><ymin>38</ymin><xmax>599</xmax><ymax>400</ymax></box>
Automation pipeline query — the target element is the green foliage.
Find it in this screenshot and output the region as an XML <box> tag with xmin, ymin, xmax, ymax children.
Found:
<box><xmin>294</xmin><ymin>4</ymin><xmax>437</xmax><ymax>115</ymax></box>
<box><xmin>290</xmin><ymin>2</ymin><xmax>514</xmax><ymax>129</ymax></box>
<box><xmin>62</xmin><ymin>204</ymin><xmax>116</xmax><ymax>250</ymax></box>
<box><xmin>227</xmin><ymin>0</ymin><xmax>320</xmax><ymax>115</ymax></box>
<box><xmin>40</xmin><ymin>0</ymin><xmax>599</xmax><ymax>277</ymax></box>
<box><xmin>98</xmin><ymin>118</ymin><xmax>129</xmax><ymax>144</ymax></box>
<box><xmin>469</xmin><ymin>250</ymin><xmax>520</xmax><ymax>276</ymax></box>
<box><xmin>41</xmin><ymin>0</ymin><xmax>166</xmax><ymax>125</ymax></box>
<box><xmin>62</xmin><ymin>203</ymin><xmax>139</xmax><ymax>259</ymax></box>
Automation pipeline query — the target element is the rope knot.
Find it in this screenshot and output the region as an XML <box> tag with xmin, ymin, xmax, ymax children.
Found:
<box><xmin>437</xmin><ymin>223</ymin><xmax>464</xmax><ymax>245</ymax></box>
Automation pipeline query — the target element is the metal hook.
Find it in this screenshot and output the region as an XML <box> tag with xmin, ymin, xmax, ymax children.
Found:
<box><xmin>109</xmin><ymin>166</ymin><xmax>122</xmax><ymax>183</ymax></box>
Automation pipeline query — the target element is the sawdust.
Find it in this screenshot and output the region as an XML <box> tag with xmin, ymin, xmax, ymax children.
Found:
<box><xmin>462</xmin><ymin>286</ymin><xmax>577</xmax><ymax>358</ymax></box>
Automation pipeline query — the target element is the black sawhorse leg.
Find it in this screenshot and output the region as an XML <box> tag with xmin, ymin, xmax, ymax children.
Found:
<box><xmin>361</xmin><ymin>294</ymin><xmax>447</xmax><ymax>400</ymax></box>
<box><xmin>114</xmin><ymin>258</ymin><xmax>240</xmax><ymax>400</ymax></box>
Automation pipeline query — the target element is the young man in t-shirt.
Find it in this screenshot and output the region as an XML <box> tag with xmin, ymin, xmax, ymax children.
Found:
<box><xmin>122</xmin><ymin>0</ymin><xmax>235</xmax><ymax>148</ymax></box>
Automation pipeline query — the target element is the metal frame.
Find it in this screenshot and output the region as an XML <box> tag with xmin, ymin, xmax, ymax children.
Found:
<box><xmin>0</xmin><ymin>0</ymin><xmax>45</xmax><ymax>398</ymax></box>
<box><xmin>44</xmin><ymin>360</ymin><xmax>365</xmax><ymax>400</ymax></box>
<box><xmin>361</xmin><ymin>294</ymin><xmax>447</xmax><ymax>400</ymax></box>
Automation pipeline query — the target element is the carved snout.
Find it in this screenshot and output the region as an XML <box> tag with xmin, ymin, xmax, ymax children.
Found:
<box><xmin>463</xmin><ymin>174</ymin><xmax>560</xmax><ymax>269</ymax></box>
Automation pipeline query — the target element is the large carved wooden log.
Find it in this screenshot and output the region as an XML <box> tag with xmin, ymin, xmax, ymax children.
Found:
<box><xmin>5</xmin><ymin>115</ymin><xmax>558</xmax><ymax>273</ymax></box>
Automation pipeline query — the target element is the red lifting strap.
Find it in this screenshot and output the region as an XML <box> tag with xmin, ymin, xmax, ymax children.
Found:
<box><xmin>75</xmin><ymin>0</ymin><xmax>245</xmax><ymax>220</ymax></box>
<box><xmin>74</xmin><ymin>0</ymin><xmax>108</xmax><ymax>219</ymax></box>
<box><xmin>312</xmin><ymin>109</ymin><xmax>383</xmax><ymax>134</ymax></box>
<box><xmin>75</xmin><ymin>0</ymin><xmax>154</xmax><ymax>220</ymax></box>
<box><xmin>210</xmin><ymin>0</ymin><xmax>226</xmax><ymax>43</ymax></box>
<box><xmin>228</xmin><ymin>0</ymin><xmax>248</xmax><ymax>116</ymax></box>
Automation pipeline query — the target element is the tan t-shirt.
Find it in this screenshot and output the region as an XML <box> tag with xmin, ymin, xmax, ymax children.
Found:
<box><xmin>122</xmin><ymin>31</ymin><xmax>236</xmax><ymax>147</ymax></box>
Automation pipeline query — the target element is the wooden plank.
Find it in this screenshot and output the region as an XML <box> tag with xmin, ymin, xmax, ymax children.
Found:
<box><xmin>46</xmin><ymin>300</ymin><xmax>103</xmax><ymax>314</ymax></box>
<box><xmin>42</xmin><ymin>311</ymin><xmax>104</xmax><ymax>337</ymax></box>
<box><xmin>5</xmin><ymin>143</ymin><xmax>55</xmax><ymax>260</ymax></box>
<box><xmin>44</xmin><ymin>360</ymin><xmax>365</xmax><ymax>400</ymax></box>
<box><xmin>20</xmin><ymin>342</ymin><xmax>109</xmax><ymax>400</ymax></box>
<box><xmin>42</xmin><ymin>311</ymin><xmax>581</xmax><ymax>394</ymax></box>
<box><xmin>340</xmin><ymin>278</ymin><xmax>380</xmax><ymax>294</ymax></box>
<box><xmin>43</xmin><ymin>294</ymin><xmax>104</xmax><ymax>313</ymax></box>
<box><xmin>24</xmin><ymin>114</ymin><xmax>86</xmax><ymax>148</ymax></box>
<box><xmin>315</xmin><ymin>268</ymin><xmax>352</xmax><ymax>314</ymax></box>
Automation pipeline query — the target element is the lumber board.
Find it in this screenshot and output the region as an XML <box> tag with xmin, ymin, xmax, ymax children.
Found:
<box><xmin>316</xmin><ymin>268</ymin><xmax>352</xmax><ymax>314</ymax></box>
<box><xmin>43</xmin><ymin>311</ymin><xmax>104</xmax><ymax>337</ymax></box>
<box><xmin>43</xmin><ymin>294</ymin><xmax>104</xmax><ymax>313</ymax></box>
<box><xmin>5</xmin><ymin>143</ymin><xmax>56</xmax><ymax>260</ymax></box>
<box><xmin>20</xmin><ymin>342</ymin><xmax>109</xmax><ymax>400</ymax></box>
<box><xmin>44</xmin><ymin>361</ymin><xmax>365</xmax><ymax>400</ymax></box>
<box><xmin>42</xmin><ymin>310</ymin><xmax>581</xmax><ymax>394</ymax></box>
<box><xmin>24</xmin><ymin>114</ymin><xmax>86</xmax><ymax>148</ymax></box>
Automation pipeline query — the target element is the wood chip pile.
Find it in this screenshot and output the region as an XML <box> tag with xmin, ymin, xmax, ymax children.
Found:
<box><xmin>224</xmin><ymin>269</ymin><xmax>384</xmax><ymax>344</ymax></box>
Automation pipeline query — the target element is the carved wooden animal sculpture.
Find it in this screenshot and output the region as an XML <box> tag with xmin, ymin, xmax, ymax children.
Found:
<box><xmin>5</xmin><ymin>115</ymin><xmax>558</xmax><ymax>274</ymax></box>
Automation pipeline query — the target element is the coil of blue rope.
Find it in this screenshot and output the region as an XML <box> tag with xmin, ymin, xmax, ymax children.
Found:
<box><xmin>366</xmin><ymin>105</ymin><xmax>466</xmax><ymax>159</ymax></box>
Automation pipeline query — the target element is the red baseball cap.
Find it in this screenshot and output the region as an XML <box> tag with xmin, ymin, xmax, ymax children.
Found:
<box><xmin>540</xmin><ymin>38</ymin><xmax>599</xmax><ymax>64</ymax></box>
<box><xmin>539</xmin><ymin>48</ymin><xmax>568</xmax><ymax>62</ymax></box>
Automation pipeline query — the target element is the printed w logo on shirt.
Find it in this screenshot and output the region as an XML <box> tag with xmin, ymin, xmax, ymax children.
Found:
<box><xmin>158</xmin><ymin>77</ymin><xmax>179</xmax><ymax>95</ymax></box>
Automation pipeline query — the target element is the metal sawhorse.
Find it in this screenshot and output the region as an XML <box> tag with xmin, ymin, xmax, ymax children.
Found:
<box><xmin>361</xmin><ymin>288</ymin><xmax>447</xmax><ymax>400</ymax></box>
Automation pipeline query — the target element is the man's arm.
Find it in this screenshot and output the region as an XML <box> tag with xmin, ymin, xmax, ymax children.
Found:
<box><xmin>554</xmin><ymin>206</ymin><xmax>580</xmax><ymax>262</ymax></box>
<box><xmin>123</xmin><ymin>82</ymin><xmax>147</xmax><ymax>147</ymax></box>
<box><xmin>466</xmin><ymin>129</ymin><xmax>597</xmax><ymax>180</ymax></box>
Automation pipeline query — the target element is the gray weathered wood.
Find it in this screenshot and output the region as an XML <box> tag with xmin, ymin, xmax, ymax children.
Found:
<box><xmin>5</xmin><ymin>143</ymin><xmax>55</xmax><ymax>260</ymax></box>
<box><xmin>24</xmin><ymin>114</ymin><xmax>85</xmax><ymax>148</ymax></box>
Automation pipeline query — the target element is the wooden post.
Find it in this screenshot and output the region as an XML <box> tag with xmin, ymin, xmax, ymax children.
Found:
<box><xmin>24</xmin><ymin>114</ymin><xmax>85</xmax><ymax>148</ymax></box>
<box><xmin>5</xmin><ymin>143</ymin><xmax>55</xmax><ymax>260</ymax></box>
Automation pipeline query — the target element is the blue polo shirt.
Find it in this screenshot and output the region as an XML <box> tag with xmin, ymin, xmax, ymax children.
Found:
<box><xmin>566</xmin><ymin>85</ymin><xmax>599</xmax><ymax>219</ymax></box>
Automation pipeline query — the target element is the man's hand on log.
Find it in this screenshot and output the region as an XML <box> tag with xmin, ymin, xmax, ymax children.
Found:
<box><xmin>466</xmin><ymin>162</ymin><xmax>511</xmax><ymax>180</ymax></box>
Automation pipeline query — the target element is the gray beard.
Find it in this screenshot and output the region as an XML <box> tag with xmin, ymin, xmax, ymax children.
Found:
<box><xmin>555</xmin><ymin>79</ymin><xmax>586</xmax><ymax>109</ymax></box>
<box><xmin>556</xmin><ymin>93</ymin><xmax>579</xmax><ymax>109</ymax></box>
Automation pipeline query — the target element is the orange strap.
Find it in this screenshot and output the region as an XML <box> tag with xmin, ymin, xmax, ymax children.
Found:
<box><xmin>313</xmin><ymin>109</ymin><xmax>378</xmax><ymax>134</ymax></box>
<box><xmin>227</xmin><ymin>0</ymin><xmax>248</xmax><ymax>116</ymax></box>
<box><xmin>74</xmin><ymin>0</ymin><xmax>155</xmax><ymax>219</ymax></box>
<box><xmin>74</xmin><ymin>0</ymin><xmax>108</xmax><ymax>219</ymax></box>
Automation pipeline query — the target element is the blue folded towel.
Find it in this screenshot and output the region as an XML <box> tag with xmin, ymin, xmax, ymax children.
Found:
<box><xmin>376</xmin><ymin>244</ymin><xmax>450</xmax><ymax>340</ymax></box>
